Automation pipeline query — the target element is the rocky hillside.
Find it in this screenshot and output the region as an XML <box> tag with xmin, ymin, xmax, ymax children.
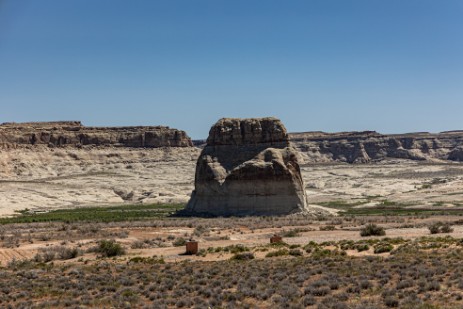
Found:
<box><xmin>0</xmin><ymin>121</ymin><xmax>193</xmax><ymax>148</ymax></box>
<box><xmin>290</xmin><ymin>131</ymin><xmax>463</xmax><ymax>163</ymax></box>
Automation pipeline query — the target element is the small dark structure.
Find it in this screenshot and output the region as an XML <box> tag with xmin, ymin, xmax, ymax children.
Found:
<box><xmin>186</xmin><ymin>240</ymin><xmax>198</xmax><ymax>255</ymax></box>
<box><xmin>270</xmin><ymin>235</ymin><xmax>283</xmax><ymax>244</ymax></box>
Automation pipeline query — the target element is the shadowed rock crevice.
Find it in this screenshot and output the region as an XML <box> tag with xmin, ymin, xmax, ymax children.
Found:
<box><xmin>186</xmin><ymin>117</ymin><xmax>309</xmax><ymax>216</ymax></box>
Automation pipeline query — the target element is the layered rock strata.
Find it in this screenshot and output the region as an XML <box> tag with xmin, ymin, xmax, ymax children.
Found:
<box><xmin>290</xmin><ymin>131</ymin><xmax>463</xmax><ymax>163</ymax></box>
<box><xmin>0</xmin><ymin>121</ymin><xmax>193</xmax><ymax>148</ymax></box>
<box><xmin>186</xmin><ymin>117</ymin><xmax>309</xmax><ymax>216</ymax></box>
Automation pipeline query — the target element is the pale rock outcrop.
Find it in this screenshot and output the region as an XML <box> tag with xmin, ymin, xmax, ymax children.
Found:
<box><xmin>186</xmin><ymin>117</ymin><xmax>309</xmax><ymax>216</ymax></box>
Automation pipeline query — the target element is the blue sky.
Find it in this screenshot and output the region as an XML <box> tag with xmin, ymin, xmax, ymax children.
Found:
<box><xmin>1</xmin><ymin>1</ymin><xmax>462</xmax><ymax>138</ymax></box>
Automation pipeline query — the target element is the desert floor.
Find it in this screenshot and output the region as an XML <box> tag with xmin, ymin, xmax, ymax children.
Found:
<box><xmin>2</xmin><ymin>146</ymin><xmax>463</xmax><ymax>216</ymax></box>
<box><xmin>2</xmin><ymin>147</ymin><xmax>463</xmax><ymax>307</ymax></box>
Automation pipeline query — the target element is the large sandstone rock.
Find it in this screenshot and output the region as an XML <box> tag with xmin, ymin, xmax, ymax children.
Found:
<box><xmin>0</xmin><ymin>121</ymin><xmax>193</xmax><ymax>148</ymax></box>
<box><xmin>186</xmin><ymin>117</ymin><xmax>309</xmax><ymax>216</ymax></box>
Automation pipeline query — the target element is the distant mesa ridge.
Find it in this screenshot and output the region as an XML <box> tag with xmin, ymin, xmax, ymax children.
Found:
<box><xmin>0</xmin><ymin>121</ymin><xmax>193</xmax><ymax>148</ymax></box>
<box><xmin>289</xmin><ymin>130</ymin><xmax>463</xmax><ymax>163</ymax></box>
<box><xmin>3</xmin><ymin>120</ymin><xmax>463</xmax><ymax>163</ymax></box>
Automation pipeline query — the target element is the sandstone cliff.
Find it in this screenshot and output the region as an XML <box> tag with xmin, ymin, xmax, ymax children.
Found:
<box><xmin>186</xmin><ymin>117</ymin><xmax>309</xmax><ymax>216</ymax></box>
<box><xmin>0</xmin><ymin>121</ymin><xmax>193</xmax><ymax>148</ymax></box>
<box><xmin>290</xmin><ymin>131</ymin><xmax>463</xmax><ymax>163</ymax></box>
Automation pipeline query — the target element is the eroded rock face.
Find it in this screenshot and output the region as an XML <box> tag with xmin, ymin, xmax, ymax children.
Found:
<box><xmin>290</xmin><ymin>131</ymin><xmax>463</xmax><ymax>163</ymax></box>
<box><xmin>0</xmin><ymin>121</ymin><xmax>193</xmax><ymax>148</ymax></box>
<box><xmin>186</xmin><ymin>117</ymin><xmax>309</xmax><ymax>216</ymax></box>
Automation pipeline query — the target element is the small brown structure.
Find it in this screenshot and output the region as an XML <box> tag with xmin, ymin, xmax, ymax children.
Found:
<box><xmin>186</xmin><ymin>240</ymin><xmax>198</xmax><ymax>255</ymax></box>
<box><xmin>270</xmin><ymin>235</ymin><xmax>283</xmax><ymax>244</ymax></box>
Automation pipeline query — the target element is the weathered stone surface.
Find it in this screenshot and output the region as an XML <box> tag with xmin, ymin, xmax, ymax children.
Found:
<box><xmin>448</xmin><ymin>147</ymin><xmax>463</xmax><ymax>162</ymax></box>
<box><xmin>186</xmin><ymin>117</ymin><xmax>309</xmax><ymax>216</ymax></box>
<box><xmin>0</xmin><ymin>121</ymin><xmax>193</xmax><ymax>148</ymax></box>
<box><xmin>290</xmin><ymin>131</ymin><xmax>463</xmax><ymax>163</ymax></box>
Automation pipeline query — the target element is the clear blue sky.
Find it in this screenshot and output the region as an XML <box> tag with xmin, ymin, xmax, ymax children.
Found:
<box><xmin>1</xmin><ymin>1</ymin><xmax>462</xmax><ymax>138</ymax></box>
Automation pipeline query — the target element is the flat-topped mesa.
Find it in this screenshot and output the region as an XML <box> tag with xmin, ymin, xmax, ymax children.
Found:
<box><xmin>0</xmin><ymin>121</ymin><xmax>83</xmax><ymax>129</ymax></box>
<box><xmin>0</xmin><ymin>121</ymin><xmax>193</xmax><ymax>148</ymax></box>
<box><xmin>186</xmin><ymin>117</ymin><xmax>309</xmax><ymax>216</ymax></box>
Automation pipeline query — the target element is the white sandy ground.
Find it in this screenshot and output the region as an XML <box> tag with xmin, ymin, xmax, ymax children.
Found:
<box><xmin>0</xmin><ymin>147</ymin><xmax>199</xmax><ymax>215</ymax></box>
<box><xmin>1</xmin><ymin>146</ymin><xmax>463</xmax><ymax>216</ymax></box>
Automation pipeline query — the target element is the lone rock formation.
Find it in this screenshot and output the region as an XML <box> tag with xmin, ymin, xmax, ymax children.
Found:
<box><xmin>186</xmin><ymin>117</ymin><xmax>309</xmax><ymax>216</ymax></box>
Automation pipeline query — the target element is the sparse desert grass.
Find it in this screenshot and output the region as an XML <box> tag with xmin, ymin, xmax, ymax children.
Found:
<box><xmin>1</xmin><ymin>207</ymin><xmax>463</xmax><ymax>308</ymax></box>
<box><xmin>1</xmin><ymin>240</ymin><xmax>463</xmax><ymax>308</ymax></box>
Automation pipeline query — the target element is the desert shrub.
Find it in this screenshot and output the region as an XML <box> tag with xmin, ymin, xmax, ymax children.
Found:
<box><xmin>166</xmin><ymin>235</ymin><xmax>175</xmax><ymax>240</ymax></box>
<box><xmin>312</xmin><ymin>286</ymin><xmax>331</xmax><ymax>296</ymax></box>
<box><xmin>281</xmin><ymin>229</ymin><xmax>300</xmax><ymax>237</ymax></box>
<box><xmin>396</xmin><ymin>279</ymin><xmax>413</xmax><ymax>290</ymax></box>
<box><xmin>34</xmin><ymin>246</ymin><xmax>82</xmax><ymax>262</ymax></box>
<box><xmin>268</xmin><ymin>241</ymin><xmax>289</xmax><ymax>248</ymax></box>
<box><xmin>356</xmin><ymin>244</ymin><xmax>370</xmax><ymax>252</ymax></box>
<box><xmin>318</xmin><ymin>296</ymin><xmax>348</xmax><ymax>309</ymax></box>
<box><xmin>311</xmin><ymin>248</ymin><xmax>346</xmax><ymax>259</ymax></box>
<box><xmin>384</xmin><ymin>296</ymin><xmax>399</xmax><ymax>307</ymax></box>
<box><xmin>374</xmin><ymin>243</ymin><xmax>393</xmax><ymax>254</ymax></box>
<box><xmin>428</xmin><ymin>222</ymin><xmax>453</xmax><ymax>234</ymax></box>
<box><xmin>359</xmin><ymin>279</ymin><xmax>372</xmax><ymax>290</ymax></box>
<box><xmin>289</xmin><ymin>249</ymin><xmax>303</xmax><ymax>256</ymax></box>
<box><xmin>441</xmin><ymin>223</ymin><xmax>454</xmax><ymax>233</ymax></box>
<box><xmin>339</xmin><ymin>240</ymin><xmax>355</xmax><ymax>250</ymax></box>
<box><xmin>302</xmin><ymin>295</ymin><xmax>316</xmax><ymax>306</ymax></box>
<box><xmin>265</xmin><ymin>249</ymin><xmax>289</xmax><ymax>258</ymax></box>
<box><xmin>231</xmin><ymin>252</ymin><xmax>255</xmax><ymax>261</ymax></box>
<box><xmin>360</xmin><ymin>224</ymin><xmax>385</xmax><ymax>237</ymax></box>
<box><xmin>346</xmin><ymin>284</ymin><xmax>361</xmax><ymax>294</ymax></box>
<box><xmin>224</xmin><ymin>244</ymin><xmax>249</xmax><ymax>254</ymax></box>
<box><xmin>320</xmin><ymin>225</ymin><xmax>336</xmax><ymax>231</ymax></box>
<box><xmin>193</xmin><ymin>225</ymin><xmax>208</xmax><ymax>236</ymax></box>
<box><xmin>429</xmin><ymin>223</ymin><xmax>441</xmax><ymax>234</ymax></box>
<box><xmin>128</xmin><ymin>256</ymin><xmax>165</xmax><ymax>264</ymax></box>
<box><xmin>426</xmin><ymin>281</ymin><xmax>440</xmax><ymax>291</ymax></box>
<box><xmin>173</xmin><ymin>237</ymin><xmax>186</xmax><ymax>247</ymax></box>
<box><xmin>196</xmin><ymin>249</ymin><xmax>207</xmax><ymax>257</ymax></box>
<box><xmin>303</xmin><ymin>241</ymin><xmax>319</xmax><ymax>253</ymax></box>
<box><xmin>94</xmin><ymin>240</ymin><xmax>125</xmax><ymax>257</ymax></box>
<box><xmin>58</xmin><ymin>247</ymin><xmax>82</xmax><ymax>259</ymax></box>
<box><xmin>130</xmin><ymin>240</ymin><xmax>145</xmax><ymax>249</ymax></box>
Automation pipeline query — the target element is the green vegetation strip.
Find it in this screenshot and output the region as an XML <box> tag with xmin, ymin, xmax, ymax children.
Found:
<box><xmin>0</xmin><ymin>204</ymin><xmax>185</xmax><ymax>224</ymax></box>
